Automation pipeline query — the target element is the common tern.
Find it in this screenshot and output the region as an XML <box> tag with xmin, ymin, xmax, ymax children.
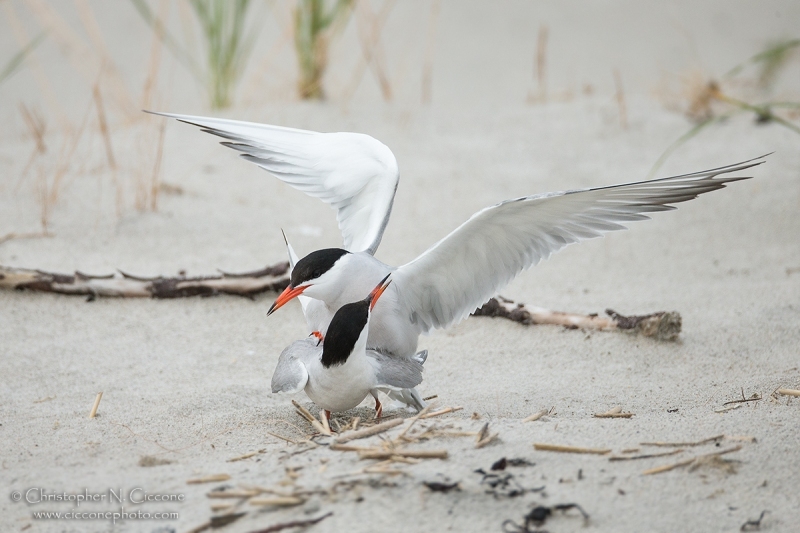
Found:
<box><xmin>150</xmin><ymin>112</ymin><xmax>764</xmax><ymax>362</ymax></box>
<box><xmin>270</xmin><ymin>275</ymin><xmax>425</xmax><ymax>419</ymax></box>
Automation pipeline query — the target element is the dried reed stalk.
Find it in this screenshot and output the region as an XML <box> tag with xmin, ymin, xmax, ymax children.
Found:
<box><xmin>533</xmin><ymin>443</ymin><xmax>611</xmax><ymax>455</ymax></box>
<box><xmin>523</xmin><ymin>409</ymin><xmax>549</xmax><ymax>422</ymax></box>
<box><xmin>187</xmin><ymin>474</ymin><xmax>231</xmax><ymax>484</ymax></box>
<box><xmin>640</xmin><ymin>435</ymin><xmax>723</xmax><ymax>448</ymax></box>
<box><xmin>420</xmin><ymin>0</ymin><xmax>440</xmax><ymax>104</ymax></box>
<box><xmin>358</xmin><ymin>449</ymin><xmax>448</xmax><ymax>460</ymax></box>
<box><xmin>777</xmin><ymin>388</ymin><xmax>800</xmax><ymax>397</ymax></box>
<box><xmin>333</xmin><ymin>418</ymin><xmax>403</xmax><ymax>444</ymax></box>
<box><xmin>642</xmin><ymin>445</ymin><xmax>741</xmax><ymax>475</ymax></box>
<box><xmin>88</xmin><ymin>392</ymin><xmax>103</xmax><ymax>418</ymax></box>
<box><xmin>249</xmin><ymin>496</ymin><xmax>305</xmax><ymax>507</ymax></box>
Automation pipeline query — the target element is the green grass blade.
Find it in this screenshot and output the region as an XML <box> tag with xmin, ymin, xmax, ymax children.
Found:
<box><xmin>0</xmin><ymin>32</ymin><xmax>46</xmax><ymax>86</ymax></box>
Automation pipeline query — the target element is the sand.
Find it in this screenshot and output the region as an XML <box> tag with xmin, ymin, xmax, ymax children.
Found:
<box><xmin>1</xmin><ymin>1</ymin><xmax>799</xmax><ymax>532</ymax></box>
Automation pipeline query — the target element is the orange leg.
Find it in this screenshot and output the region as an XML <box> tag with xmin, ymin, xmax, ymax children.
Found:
<box><xmin>374</xmin><ymin>397</ymin><xmax>382</xmax><ymax>419</ymax></box>
<box><xmin>324</xmin><ymin>410</ymin><xmax>331</xmax><ymax>423</ymax></box>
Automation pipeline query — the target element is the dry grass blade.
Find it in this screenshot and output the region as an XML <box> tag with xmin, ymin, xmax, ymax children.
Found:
<box><xmin>0</xmin><ymin>31</ymin><xmax>45</xmax><ymax>86</ymax></box>
<box><xmin>396</xmin><ymin>403</ymin><xmax>434</xmax><ymax>440</ymax></box>
<box><xmin>475</xmin><ymin>422</ymin><xmax>499</xmax><ymax>449</ymax></box>
<box><xmin>358</xmin><ymin>449</ymin><xmax>448</xmax><ymax>460</ymax></box>
<box><xmin>777</xmin><ymin>388</ymin><xmax>800</xmax><ymax>397</ymax></box>
<box><xmin>206</xmin><ymin>489</ymin><xmax>260</xmax><ymax>499</ymax></box>
<box><xmin>88</xmin><ymin>392</ymin><xmax>103</xmax><ymax>418</ymax></box>
<box><xmin>93</xmin><ymin>85</ymin><xmax>117</xmax><ymax>170</ymax></box>
<box><xmin>419</xmin><ymin>406</ymin><xmax>463</xmax><ymax>419</ymax></box>
<box><xmin>523</xmin><ymin>409</ymin><xmax>549</xmax><ymax>422</ymax></box>
<box><xmin>333</xmin><ymin>418</ymin><xmax>402</xmax><ymax>444</ymax></box>
<box><xmin>249</xmin><ymin>496</ymin><xmax>305</xmax><ymax>507</ymax></box>
<box><xmin>609</xmin><ymin>449</ymin><xmax>684</xmax><ymax>461</ymax></box>
<box><xmin>187</xmin><ymin>474</ymin><xmax>231</xmax><ymax>485</ymax></box>
<box><xmin>640</xmin><ymin>434</ymin><xmax>724</xmax><ymax>448</ymax></box>
<box><xmin>594</xmin><ymin>406</ymin><xmax>634</xmax><ymax>418</ymax></box>
<box><xmin>642</xmin><ymin>445</ymin><xmax>742</xmax><ymax>476</ymax></box>
<box><xmin>534</xmin><ymin>443</ymin><xmax>611</xmax><ymax>455</ymax></box>
<box><xmin>227</xmin><ymin>449</ymin><xmax>265</xmax><ymax>462</ymax></box>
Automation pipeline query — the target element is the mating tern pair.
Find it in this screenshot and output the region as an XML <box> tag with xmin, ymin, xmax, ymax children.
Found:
<box><xmin>151</xmin><ymin>111</ymin><xmax>764</xmax><ymax>417</ymax></box>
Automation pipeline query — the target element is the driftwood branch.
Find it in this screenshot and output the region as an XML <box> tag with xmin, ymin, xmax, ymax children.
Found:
<box><xmin>1</xmin><ymin>265</ymin><xmax>681</xmax><ymax>339</ymax></box>
<box><xmin>473</xmin><ymin>296</ymin><xmax>681</xmax><ymax>341</ymax></box>
<box><xmin>0</xmin><ymin>263</ymin><xmax>289</xmax><ymax>299</ymax></box>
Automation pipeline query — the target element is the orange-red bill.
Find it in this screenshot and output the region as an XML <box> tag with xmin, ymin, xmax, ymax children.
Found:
<box><xmin>369</xmin><ymin>274</ymin><xmax>392</xmax><ymax>311</ymax></box>
<box><xmin>267</xmin><ymin>284</ymin><xmax>307</xmax><ymax>315</ymax></box>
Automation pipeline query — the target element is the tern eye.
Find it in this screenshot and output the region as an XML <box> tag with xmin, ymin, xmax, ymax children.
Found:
<box><xmin>312</xmin><ymin>269</ymin><xmax>322</xmax><ymax>279</ymax></box>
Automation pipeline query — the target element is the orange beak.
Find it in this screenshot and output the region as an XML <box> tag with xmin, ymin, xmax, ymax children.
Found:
<box><xmin>368</xmin><ymin>274</ymin><xmax>392</xmax><ymax>311</ymax></box>
<box><xmin>267</xmin><ymin>284</ymin><xmax>307</xmax><ymax>316</ymax></box>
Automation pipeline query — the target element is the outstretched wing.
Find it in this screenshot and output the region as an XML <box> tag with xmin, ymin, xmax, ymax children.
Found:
<box><xmin>393</xmin><ymin>155</ymin><xmax>766</xmax><ymax>333</ymax></box>
<box><xmin>149</xmin><ymin>111</ymin><xmax>399</xmax><ymax>255</ymax></box>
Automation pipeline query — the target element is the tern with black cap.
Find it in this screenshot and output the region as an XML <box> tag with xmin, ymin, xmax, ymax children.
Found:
<box><xmin>270</xmin><ymin>274</ymin><xmax>425</xmax><ymax>419</ymax></box>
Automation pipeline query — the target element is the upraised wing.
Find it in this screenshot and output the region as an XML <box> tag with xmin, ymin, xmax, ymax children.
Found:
<box><xmin>149</xmin><ymin>111</ymin><xmax>399</xmax><ymax>255</ymax></box>
<box><xmin>393</xmin><ymin>155</ymin><xmax>766</xmax><ymax>333</ymax></box>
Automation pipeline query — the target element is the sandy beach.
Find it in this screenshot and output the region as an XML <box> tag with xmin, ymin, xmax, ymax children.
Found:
<box><xmin>2</xmin><ymin>1</ymin><xmax>799</xmax><ymax>532</ymax></box>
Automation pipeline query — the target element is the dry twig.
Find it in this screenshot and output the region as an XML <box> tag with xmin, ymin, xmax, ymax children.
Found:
<box><xmin>642</xmin><ymin>445</ymin><xmax>741</xmax><ymax>475</ymax></box>
<box><xmin>187</xmin><ymin>474</ymin><xmax>231</xmax><ymax>485</ymax></box>
<box><xmin>88</xmin><ymin>392</ymin><xmax>103</xmax><ymax>418</ymax></box>
<box><xmin>534</xmin><ymin>443</ymin><xmax>611</xmax><ymax>455</ymax></box>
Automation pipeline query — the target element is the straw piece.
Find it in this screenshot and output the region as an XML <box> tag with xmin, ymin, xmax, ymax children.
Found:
<box><xmin>594</xmin><ymin>406</ymin><xmax>633</xmax><ymax>418</ymax></box>
<box><xmin>523</xmin><ymin>409</ymin><xmax>549</xmax><ymax>422</ymax></box>
<box><xmin>206</xmin><ymin>490</ymin><xmax>260</xmax><ymax>499</ymax></box>
<box><xmin>358</xmin><ymin>449</ymin><xmax>448</xmax><ymax>460</ymax></box>
<box><xmin>609</xmin><ymin>449</ymin><xmax>684</xmax><ymax>461</ymax></box>
<box><xmin>419</xmin><ymin>406</ymin><xmax>463</xmax><ymax>419</ymax></box>
<box><xmin>319</xmin><ymin>410</ymin><xmax>331</xmax><ymax>434</ymax></box>
<box><xmin>187</xmin><ymin>474</ymin><xmax>231</xmax><ymax>485</ymax></box>
<box><xmin>249</xmin><ymin>496</ymin><xmax>305</xmax><ymax>507</ymax></box>
<box><xmin>291</xmin><ymin>400</ymin><xmax>330</xmax><ymax>436</ymax></box>
<box><xmin>640</xmin><ymin>435</ymin><xmax>724</xmax><ymax>448</ymax></box>
<box><xmin>642</xmin><ymin>445</ymin><xmax>742</xmax><ymax>476</ymax></box>
<box><xmin>777</xmin><ymin>388</ymin><xmax>800</xmax><ymax>397</ymax></box>
<box><xmin>333</xmin><ymin>418</ymin><xmax>403</xmax><ymax>444</ymax></box>
<box><xmin>534</xmin><ymin>443</ymin><xmax>611</xmax><ymax>455</ymax></box>
<box><xmin>227</xmin><ymin>449</ymin><xmax>265</xmax><ymax>462</ymax></box>
<box><xmin>397</xmin><ymin>403</ymin><xmax>434</xmax><ymax>440</ymax></box>
<box><xmin>88</xmin><ymin>392</ymin><xmax>103</xmax><ymax>418</ymax></box>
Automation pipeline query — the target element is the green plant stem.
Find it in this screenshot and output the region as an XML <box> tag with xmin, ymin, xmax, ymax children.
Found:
<box><xmin>0</xmin><ymin>33</ymin><xmax>46</xmax><ymax>86</ymax></box>
<box><xmin>647</xmin><ymin>113</ymin><xmax>736</xmax><ymax>179</ymax></box>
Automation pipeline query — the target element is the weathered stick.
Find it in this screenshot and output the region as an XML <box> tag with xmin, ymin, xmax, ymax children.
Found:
<box><xmin>249</xmin><ymin>496</ymin><xmax>305</xmax><ymax>507</ymax></box>
<box><xmin>640</xmin><ymin>435</ymin><xmax>724</xmax><ymax>448</ymax></box>
<box><xmin>777</xmin><ymin>388</ymin><xmax>800</xmax><ymax>397</ymax></box>
<box><xmin>419</xmin><ymin>406</ymin><xmax>463</xmax><ymax>419</ymax></box>
<box><xmin>0</xmin><ymin>263</ymin><xmax>289</xmax><ymax>299</ymax></box>
<box><xmin>523</xmin><ymin>409</ymin><xmax>549</xmax><ymax>422</ymax></box>
<box><xmin>609</xmin><ymin>449</ymin><xmax>684</xmax><ymax>461</ymax></box>
<box><xmin>594</xmin><ymin>406</ymin><xmax>634</xmax><ymax>418</ymax></box>
<box><xmin>534</xmin><ymin>443</ymin><xmax>611</xmax><ymax>455</ymax></box>
<box><xmin>358</xmin><ymin>449</ymin><xmax>448</xmax><ymax>460</ymax></box>
<box><xmin>474</xmin><ymin>297</ymin><xmax>682</xmax><ymax>340</ymax></box>
<box><xmin>642</xmin><ymin>445</ymin><xmax>742</xmax><ymax>476</ymax></box>
<box><xmin>187</xmin><ymin>474</ymin><xmax>231</xmax><ymax>484</ymax></box>
<box><xmin>88</xmin><ymin>392</ymin><xmax>103</xmax><ymax>418</ymax></box>
<box><xmin>333</xmin><ymin>418</ymin><xmax>403</xmax><ymax>444</ymax></box>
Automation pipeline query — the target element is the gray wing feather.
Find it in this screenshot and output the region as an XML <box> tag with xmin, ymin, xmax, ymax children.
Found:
<box><xmin>271</xmin><ymin>338</ymin><xmax>318</xmax><ymax>394</ymax></box>
<box><xmin>368</xmin><ymin>351</ymin><xmax>424</xmax><ymax>390</ymax></box>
